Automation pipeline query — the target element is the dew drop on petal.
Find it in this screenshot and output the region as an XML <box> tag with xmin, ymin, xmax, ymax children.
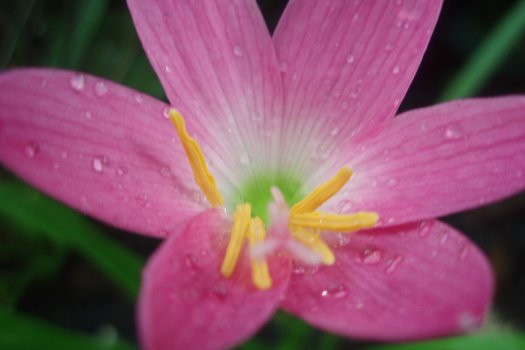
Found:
<box><xmin>160</xmin><ymin>165</ymin><xmax>171</xmax><ymax>177</ymax></box>
<box><xmin>346</xmin><ymin>53</ymin><xmax>355</xmax><ymax>64</ymax></box>
<box><xmin>233</xmin><ymin>44</ymin><xmax>244</xmax><ymax>57</ymax></box>
<box><xmin>385</xmin><ymin>255</ymin><xmax>403</xmax><ymax>274</ymax></box>
<box><xmin>392</xmin><ymin>65</ymin><xmax>400</xmax><ymax>74</ymax></box>
<box><xmin>134</xmin><ymin>93</ymin><xmax>143</xmax><ymax>103</ymax></box>
<box><xmin>444</xmin><ymin>123</ymin><xmax>464</xmax><ymax>140</ymax></box>
<box><xmin>338</xmin><ymin>200</ymin><xmax>353</xmax><ymax>213</ymax></box>
<box><xmin>385</xmin><ymin>42</ymin><xmax>394</xmax><ymax>51</ymax></box>
<box><xmin>418</xmin><ymin>221</ymin><xmax>430</xmax><ymax>238</ymax></box>
<box><xmin>94</xmin><ymin>81</ymin><xmax>108</xmax><ymax>96</ymax></box>
<box><xmin>460</xmin><ymin>245</ymin><xmax>469</xmax><ymax>260</ymax></box>
<box><xmin>164</xmin><ymin>65</ymin><xmax>172</xmax><ymax>73</ymax></box>
<box><xmin>321</xmin><ymin>284</ymin><xmax>348</xmax><ymax>299</ymax></box>
<box><xmin>117</xmin><ymin>166</ymin><xmax>127</xmax><ymax>176</ymax></box>
<box><xmin>85</xmin><ymin>111</ymin><xmax>93</xmax><ymax>119</ymax></box>
<box><xmin>457</xmin><ymin>312</ymin><xmax>478</xmax><ymax>332</ymax></box>
<box><xmin>70</xmin><ymin>74</ymin><xmax>86</xmax><ymax>91</ymax></box>
<box><xmin>162</xmin><ymin>106</ymin><xmax>171</xmax><ymax>119</ymax></box>
<box><xmin>92</xmin><ymin>157</ymin><xmax>104</xmax><ymax>172</ymax></box>
<box><xmin>386</xmin><ymin>178</ymin><xmax>398</xmax><ymax>187</ymax></box>
<box><xmin>211</xmin><ymin>283</ymin><xmax>230</xmax><ymax>301</ymax></box>
<box><xmin>330</xmin><ymin>127</ymin><xmax>339</xmax><ymax>136</ymax></box>
<box><xmin>184</xmin><ymin>253</ymin><xmax>199</xmax><ymax>271</ymax></box>
<box><xmin>239</xmin><ymin>153</ymin><xmax>252</xmax><ymax>165</ymax></box>
<box><xmin>279</xmin><ymin>61</ymin><xmax>288</xmax><ymax>72</ymax></box>
<box><xmin>24</xmin><ymin>143</ymin><xmax>39</xmax><ymax>158</ymax></box>
<box><xmin>362</xmin><ymin>246</ymin><xmax>382</xmax><ymax>264</ymax></box>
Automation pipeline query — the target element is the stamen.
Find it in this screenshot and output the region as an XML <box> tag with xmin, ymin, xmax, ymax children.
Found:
<box><xmin>290</xmin><ymin>211</ymin><xmax>379</xmax><ymax>232</ymax></box>
<box><xmin>169</xmin><ymin>109</ymin><xmax>224</xmax><ymax>207</ymax></box>
<box><xmin>290</xmin><ymin>167</ymin><xmax>352</xmax><ymax>215</ymax></box>
<box><xmin>221</xmin><ymin>204</ymin><xmax>251</xmax><ymax>277</ymax></box>
<box><xmin>290</xmin><ymin>227</ymin><xmax>335</xmax><ymax>265</ymax></box>
<box><xmin>247</xmin><ymin>218</ymin><xmax>272</xmax><ymax>289</ymax></box>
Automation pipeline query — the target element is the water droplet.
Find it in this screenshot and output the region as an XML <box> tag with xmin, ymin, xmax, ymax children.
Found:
<box><xmin>385</xmin><ymin>43</ymin><xmax>394</xmax><ymax>51</ymax></box>
<box><xmin>24</xmin><ymin>143</ymin><xmax>39</xmax><ymax>158</ymax></box>
<box><xmin>444</xmin><ymin>123</ymin><xmax>463</xmax><ymax>140</ymax></box>
<box><xmin>94</xmin><ymin>81</ymin><xmax>108</xmax><ymax>96</ymax></box>
<box><xmin>233</xmin><ymin>44</ymin><xmax>244</xmax><ymax>57</ymax></box>
<box><xmin>385</xmin><ymin>255</ymin><xmax>403</xmax><ymax>274</ymax></box>
<box><xmin>386</xmin><ymin>178</ymin><xmax>398</xmax><ymax>187</ymax></box>
<box><xmin>60</xmin><ymin>150</ymin><xmax>68</xmax><ymax>159</ymax></box>
<box><xmin>439</xmin><ymin>231</ymin><xmax>449</xmax><ymax>244</ymax></box>
<box><xmin>117</xmin><ymin>166</ymin><xmax>127</xmax><ymax>176</ymax></box>
<box><xmin>314</xmin><ymin>141</ymin><xmax>330</xmax><ymax>160</ymax></box>
<box><xmin>92</xmin><ymin>157</ymin><xmax>104</xmax><ymax>172</ymax></box>
<box><xmin>418</xmin><ymin>221</ymin><xmax>430</xmax><ymax>237</ymax></box>
<box><xmin>392</xmin><ymin>65</ymin><xmax>400</xmax><ymax>74</ymax></box>
<box><xmin>160</xmin><ymin>165</ymin><xmax>171</xmax><ymax>177</ymax></box>
<box><xmin>239</xmin><ymin>153</ymin><xmax>252</xmax><ymax>165</ymax></box>
<box><xmin>70</xmin><ymin>74</ymin><xmax>86</xmax><ymax>91</ymax></box>
<box><xmin>457</xmin><ymin>312</ymin><xmax>478</xmax><ymax>332</ymax></box>
<box><xmin>334</xmin><ymin>232</ymin><xmax>351</xmax><ymax>247</ymax></box>
<box><xmin>362</xmin><ymin>246</ymin><xmax>382</xmax><ymax>264</ymax></box>
<box><xmin>341</xmin><ymin>100</ymin><xmax>349</xmax><ymax>109</ymax></box>
<box><xmin>346</xmin><ymin>53</ymin><xmax>355</xmax><ymax>64</ymax></box>
<box><xmin>279</xmin><ymin>61</ymin><xmax>288</xmax><ymax>72</ymax></box>
<box><xmin>338</xmin><ymin>200</ymin><xmax>353</xmax><ymax>212</ymax></box>
<box><xmin>164</xmin><ymin>65</ymin><xmax>172</xmax><ymax>73</ymax></box>
<box><xmin>135</xmin><ymin>193</ymin><xmax>150</xmax><ymax>207</ymax></box>
<box><xmin>330</xmin><ymin>127</ymin><xmax>339</xmax><ymax>136</ymax></box>
<box><xmin>85</xmin><ymin>111</ymin><xmax>93</xmax><ymax>119</ymax></box>
<box><xmin>134</xmin><ymin>93</ymin><xmax>143</xmax><ymax>103</ymax></box>
<box><xmin>162</xmin><ymin>106</ymin><xmax>171</xmax><ymax>119</ymax></box>
<box><xmin>460</xmin><ymin>245</ymin><xmax>469</xmax><ymax>260</ymax></box>
<box><xmin>355</xmin><ymin>301</ymin><xmax>364</xmax><ymax>309</ymax></box>
<box><xmin>211</xmin><ymin>284</ymin><xmax>230</xmax><ymax>300</ymax></box>
<box><xmin>184</xmin><ymin>253</ymin><xmax>199</xmax><ymax>270</ymax></box>
<box><xmin>393</xmin><ymin>98</ymin><xmax>401</xmax><ymax>107</ymax></box>
<box><xmin>515</xmin><ymin>170</ymin><xmax>523</xmax><ymax>179</ymax></box>
<box><xmin>321</xmin><ymin>284</ymin><xmax>348</xmax><ymax>299</ymax></box>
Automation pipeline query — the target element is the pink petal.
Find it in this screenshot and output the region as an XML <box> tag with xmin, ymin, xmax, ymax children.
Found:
<box><xmin>0</xmin><ymin>68</ymin><xmax>203</xmax><ymax>238</ymax></box>
<box><xmin>323</xmin><ymin>97</ymin><xmax>525</xmax><ymax>226</ymax></box>
<box><xmin>282</xmin><ymin>220</ymin><xmax>493</xmax><ymax>340</ymax></box>
<box><xmin>127</xmin><ymin>0</ymin><xmax>284</xmax><ymax>198</ymax></box>
<box><xmin>272</xmin><ymin>0</ymin><xmax>442</xmax><ymax>180</ymax></box>
<box><xmin>138</xmin><ymin>209</ymin><xmax>291</xmax><ymax>350</ymax></box>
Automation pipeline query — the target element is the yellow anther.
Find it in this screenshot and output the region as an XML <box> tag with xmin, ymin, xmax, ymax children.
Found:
<box><xmin>221</xmin><ymin>204</ymin><xmax>251</xmax><ymax>277</ymax></box>
<box><xmin>169</xmin><ymin>109</ymin><xmax>224</xmax><ymax>207</ymax></box>
<box><xmin>290</xmin><ymin>227</ymin><xmax>335</xmax><ymax>265</ymax></box>
<box><xmin>247</xmin><ymin>218</ymin><xmax>272</xmax><ymax>290</ymax></box>
<box><xmin>290</xmin><ymin>167</ymin><xmax>352</xmax><ymax>215</ymax></box>
<box><xmin>290</xmin><ymin>211</ymin><xmax>379</xmax><ymax>232</ymax></box>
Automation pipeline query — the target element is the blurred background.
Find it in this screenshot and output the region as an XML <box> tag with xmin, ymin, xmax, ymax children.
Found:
<box><xmin>0</xmin><ymin>0</ymin><xmax>524</xmax><ymax>349</ymax></box>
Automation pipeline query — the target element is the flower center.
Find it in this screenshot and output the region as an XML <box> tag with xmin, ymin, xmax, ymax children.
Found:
<box><xmin>169</xmin><ymin>109</ymin><xmax>379</xmax><ymax>290</ymax></box>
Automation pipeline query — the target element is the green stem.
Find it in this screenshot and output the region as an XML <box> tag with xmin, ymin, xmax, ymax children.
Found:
<box><xmin>439</xmin><ymin>0</ymin><xmax>525</xmax><ymax>101</ymax></box>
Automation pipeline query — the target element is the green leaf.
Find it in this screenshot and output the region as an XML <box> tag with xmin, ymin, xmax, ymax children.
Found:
<box><xmin>0</xmin><ymin>180</ymin><xmax>144</xmax><ymax>300</ymax></box>
<box><xmin>368</xmin><ymin>330</ymin><xmax>525</xmax><ymax>350</ymax></box>
<box><xmin>0</xmin><ymin>310</ymin><xmax>137</xmax><ymax>350</ymax></box>
<box><xmin>440</xmin><ymin>0</ymin><xmax>525</xmax><ymax>100</ymax></box>
<box><xmin>68</xmin><ymin>0</ymin><xmax>109</xmax><ymax>68</ymax></box>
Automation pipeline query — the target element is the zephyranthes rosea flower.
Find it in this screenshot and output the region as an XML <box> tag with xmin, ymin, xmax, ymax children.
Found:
<box><xmin>1</xmin><ymin>0</ymin><xmax>525</xmax><ymax>349</ymax></box>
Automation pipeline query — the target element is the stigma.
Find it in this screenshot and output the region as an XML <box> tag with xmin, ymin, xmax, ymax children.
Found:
<box><xmin>169</xmin><ymin>108</ymin><xmax>379</xmax><ymax>290</ymax></box>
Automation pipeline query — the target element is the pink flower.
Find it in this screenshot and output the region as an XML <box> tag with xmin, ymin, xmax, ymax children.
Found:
<box><xmin>1</xmin><ymin>0</ymin><xmax>525</xmax><ymax>349</ymax></box>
